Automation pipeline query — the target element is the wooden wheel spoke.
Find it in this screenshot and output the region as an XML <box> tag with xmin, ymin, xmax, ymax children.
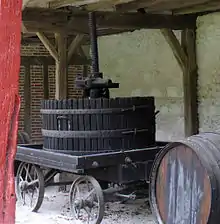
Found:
<box><xmin>28</xmin><ymin>179</ymin><xmax>39</xmax><ymax>187</ymax></box>
<box><xmin>86</xmin><ymin>180</ymin><xmax>91</xmax><ymax>192</ymax></box>
<box><xmin>27</xmin><ymin>172</ymin><xmax>34</xmax><ymax>182</ymax></box>
<box><xmin>21</xmin><ymin>192</ymin><xmax>26</xmax><ymax>205</ymax></box>
<box><xmin>83</xmin><ymin>189</ymin><xmax>95</xmax><ymax>201</ymax></box>
<box><xmin>28</xmin><ymin>190</ymin><xmax>35</xmax><ymax>207</ymax></box>
<box><xmin>76</xmin><ymin>206</ymin><xmax>81</xmax><ymax>219</ymax></box>
<box><xmin>76</xmin><ymin>185</ymin><xmax>82</xmax><ymax>198</ymax></box>
<box><xmin>24</xmin><ymin>164</ymin><xmax>30</xmax><ymax>181</ymax></box>
<box><xmin>83</xmin><ymin>207</ymin><xmax>92</xmax><ymax>224</ymax></box>
<box><xmin>93</xmin><ymin>201</ymin><xmax>98</xmax><ymax>207</ymax></box>
<box><xmin>84</xmin><ymin>206</ymin><xmax>92</xmax><ymax>215</ymax></box>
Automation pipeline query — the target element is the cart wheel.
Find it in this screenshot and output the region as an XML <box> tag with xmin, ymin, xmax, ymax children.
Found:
<box><xmin>69</xmin><ymin>176</ymin><xmax>105</xmax><ymax>224</ymax></box>
<box><xmin>16</xmin><ymin>162</ymin><xmax>45</xmax><ymax>212</ymax></box>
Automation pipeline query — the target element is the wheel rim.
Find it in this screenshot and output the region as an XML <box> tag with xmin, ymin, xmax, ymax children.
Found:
<box><xmin>69</xmin><ymin>176</ymin><xmax>104</xmax><ymax>224</ymax></box>
<box><xmin>16</xmin><ymin>162</ymin><xmax>45</xmax><ymax>212</ymax></box>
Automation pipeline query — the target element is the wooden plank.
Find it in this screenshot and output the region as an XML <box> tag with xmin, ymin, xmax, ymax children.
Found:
<box><xmin>68</xmin><ymin>34</ymin><xmax>85</xmax><ymax>63</ymax></box>
<box><xmin>182</xmin><ymin>29</ymin><xmax>198</xmax><ymax>137</ymax></box>
<box><xmin>161</xmin><ymin>29</ymin><xmax>187</xmax><ymax>72</ymax></box>
<box><xmin>49</xmin><ymin>0</ymin><xmax>99</xmax><ymax>9</ymax></box>
<box><xmin>55</xmin><ymin>33</ymin><xmax>68</xmax><ymax>99</ymax></box>
<box><xmin>20</xmin><ymin>56</ymin><xmax>91</xmax><ymax>65</ymax></box>
<box><xmin>23</xmin><ymin>20</ymin><xmax>88</xmax><ymax>35</ymax></box>
<box><xmin>115</xmin><ymin>0</ymin><xmax>209</xmax><ymax>12</ymax></box>
<box><xmin>47</xmin><ymin>0</ymin><xmax>217</xmax><ymax>13</ymax></box>
<box><xmin>174</xmin><ymin>1</ymin><xmax>220</xmax><ymax>14</ymax></box>
<box><xmin>36</xmin><ymin>32</ymin><xmax>58</xmax><ymax>61</ymax></box>
<box><xmin>24</xmin><ymin>61</ymin><xmax>31</xmax><ymax>136</ymax></box>
<box><xmin>43</xmin><ymin>61</ymin><xmax>49</xmax><ymax>99</ymax></box>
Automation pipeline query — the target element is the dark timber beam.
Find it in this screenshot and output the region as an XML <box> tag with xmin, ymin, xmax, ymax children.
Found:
<box><xmin>24</xmin><ymin>60</ymin><xmax>31</xmax><ymax>137</ymax></box>
<box><xmin>161</xmin><ymin>29</ymin><xmax>187</xmax><ymax>72</ymax></box>
<box><xmin>20</xmin><ymin>56</ymin><xmax>90</xmax><ymax>65</ymax></box>
<box><xmin>22</xmin><ymin>7</ymin><xmax>196</xmax><ymax>33</ymax></box>
<box><xmin>115</xmin><ymin>0</ymin><xmax>208</xmax><ymax>12</ymax></box>
<box><xmin>182</xmin><ymin>29</ymin><xmax>198</xmax><ymax>137</ymax></box>
<box><xmin>174</xmin><ymin>1</ymin><xmax>220</xmax><ymax>15</ymax></box>
<box><xmin>36</xmin><ymin>32</ymin><xmax>58</xmax><ymax>61</ymax></box>
<box><xmin>68</xmin><ymin>34</ymin><xmax>85</xmax><ymax>63</ymax></box>
<box><xmin>99</xmin><ymin>13</ymin><xmax>196</xmax><ymax>30</ymax></box>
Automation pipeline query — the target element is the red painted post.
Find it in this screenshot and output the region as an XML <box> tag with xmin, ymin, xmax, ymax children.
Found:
<box><xmin>0</xmin><ymin>0</ymin><xmax>22</xmax><ymax>223</ymax></box>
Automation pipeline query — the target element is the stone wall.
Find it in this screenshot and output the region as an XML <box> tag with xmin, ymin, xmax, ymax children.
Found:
<box><xmin>197</xmin><ymin>13</ymin><xmax>220</xmax><ymax>132</ymax></box>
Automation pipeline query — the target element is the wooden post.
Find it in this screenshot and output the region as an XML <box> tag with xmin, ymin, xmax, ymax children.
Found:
<box><xmin>182</xmin><ymin>29</ymin><xmax>198</xmax><ymax>137</ymax></box>
<box><xmin>24</xmin><ymin>61</ymin><xmax>31</xmax><ymax>136</ymax></box>
<box><xmin>43</xmin><ymin>61</ymin><xmax>49</xmax><ymax>99</ymax></box>
<box><xmin>55</xmin><ymin>33</ymin><xmax>67</xmax><ymax>99</ymax></box>
<box><xmin>161</xmin><ymin>28</ymin><xmax>198</xmax><ymax>137</ymax></box>
<box><xmin>0</xmin><ymin>0</ymin><xmax>22</xmax><ymax>223</ymax></box>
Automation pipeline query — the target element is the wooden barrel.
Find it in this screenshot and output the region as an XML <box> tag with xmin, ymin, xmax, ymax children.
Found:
<box><xmin>149</xmin><ymin>132</ymin><xmax>220</xmax><ymax>224</ymax></box>
<box><xmin>41</xmin><ymin>97</ymin><xmax>156</xmax><ymax>155</ymax></box>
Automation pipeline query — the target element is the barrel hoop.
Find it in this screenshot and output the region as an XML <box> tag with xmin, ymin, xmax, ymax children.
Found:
<box><xmin>42</xmin><ymin>147</ymin><xmax>115</xmax><ymax>155</ymax></box>
<box><xmin>42</xmin><ymin>128</ymin><xmax>149</xmax><ymax>138</ymax></box>
<box><xmin>40</xmin><ymin>105</ymin><xmax>151</xmax><ymax>115</ymax></box>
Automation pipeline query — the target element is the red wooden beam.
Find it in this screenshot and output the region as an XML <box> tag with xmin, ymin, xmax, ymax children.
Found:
<box><xmin>0</xmin><ymin>1</ymin><xmax>22</xmax><ymax>223</ymax></box>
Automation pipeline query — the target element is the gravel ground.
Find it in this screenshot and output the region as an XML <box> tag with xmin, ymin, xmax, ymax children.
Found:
<box><xmin>16</xmin><ymin>186</ymin><xmax>156</xmax><ymax>224</ymax></box>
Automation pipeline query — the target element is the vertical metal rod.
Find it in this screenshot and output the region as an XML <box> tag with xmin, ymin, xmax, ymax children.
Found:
<box><xmin>88</xmin><ymin>12</ymin><xmax>99</xmax><ymax>76</ymax></box>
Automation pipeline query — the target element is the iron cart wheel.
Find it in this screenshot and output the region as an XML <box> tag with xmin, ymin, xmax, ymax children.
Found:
<box><xmin>15</xmin><ymin>162</ymin><xmax>45</xmax><ymax>212</ymax></box>
<box><xmin>69</xmin><ymin>176</ymin><xmax>105</xmax><ymax>224</ymax></box>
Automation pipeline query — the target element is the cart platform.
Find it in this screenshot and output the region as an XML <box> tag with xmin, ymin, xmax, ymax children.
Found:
<box><xmin>16</xmin><ymin>144</ymin><xmax>164</xmax><ymax>173</ymax></box>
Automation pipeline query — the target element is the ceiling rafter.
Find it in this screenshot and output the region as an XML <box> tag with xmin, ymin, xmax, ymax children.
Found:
<box><xmin>22</xmin><ymin>7</ymin><xmax>196</xmax><ymax>37</ymax></box>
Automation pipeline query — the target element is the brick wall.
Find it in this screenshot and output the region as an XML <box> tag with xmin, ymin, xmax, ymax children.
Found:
<box><xmin>19</xmin><ymin>44</ymin><xmax>86</xmax><ymax>142</ymax></box>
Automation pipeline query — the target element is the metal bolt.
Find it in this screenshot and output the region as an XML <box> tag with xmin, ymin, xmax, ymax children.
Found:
<box><xmin>92</xmin><ymin>161</ymin><xmax>99</xmax><ymax>168</ymax></box>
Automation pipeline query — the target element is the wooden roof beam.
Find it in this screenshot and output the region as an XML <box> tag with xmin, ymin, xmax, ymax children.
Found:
<box><xmin>36</xmin><ymin>32</ymin><xmax>58</xmax><ymax>61</ymax></box>
<box><xmin>48</xmin><ymin>0</ymin><xmax>99</xmax><ymax>9</ymax></box>
<box><xmin>173</xmin><ymin>1</ymin><xmax>220</xmax><ymax>14</ymax></box>
<box><xmin>21</xmin><ymin>55</ymin><xmax>91</xmax><ymax>66</ymax></box>
<box><xmin>115</xmin><ymin>0</ymin><xmax>210</xmax><ymax>12</ymax></box>
<box><xmin>97</xmin><ymin>13</ymin><xmax>196</xmax><ymax>30</ymax></box>
<box><xmin>22</xmin><ymin>8</ymin><xmax>197</xmax><ymax>32</ymax></box>
<box><xmin>161</xmin><ymin>29</ymin><xmax>187</xmax><ymax>71</ymax></box>
<box><xmin>68</xmin><ymin>34</ymin><xmax>85</xmax><ymax>63</ymax></box>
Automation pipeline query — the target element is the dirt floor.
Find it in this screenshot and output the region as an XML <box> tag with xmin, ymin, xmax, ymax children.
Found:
<box><xmin>15</xmin><ymin>186</ymin><xmax>156</xmax><ymax>224</ymax></box>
